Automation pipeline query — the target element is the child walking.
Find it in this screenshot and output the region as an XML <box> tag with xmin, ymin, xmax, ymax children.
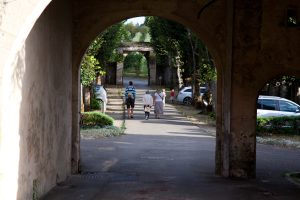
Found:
<box><xmin>142</xmin><ymin>90</ymin><xmax>153</xmax><ymax>120</ymax></box>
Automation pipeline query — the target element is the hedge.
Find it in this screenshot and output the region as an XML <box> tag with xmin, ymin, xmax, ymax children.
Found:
<box><xmin>257</xmin><ymin>116</ymin><xmax>300</xmax><ymax>135</ymax></box>
<box><xmin>90</xmin><ymin>98</ymin><xmax>101</xmax><ymax>110</ymax></box>
<box><xmin>81</xmin><ymin>111</ymin><xmax>113</xmax><ymax>128</ymax></box>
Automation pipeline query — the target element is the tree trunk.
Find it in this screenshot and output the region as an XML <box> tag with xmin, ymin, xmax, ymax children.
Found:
<box><xmin>81</xmin><ymin>84</ymin><xmax>84</xmax><ymax>112</ymax></box>
<box><xmin>187</xmin><ymin>29</ymin><xmax>200</xmax><ymax>104</ymax></box>
<box><xmin>96</xmin><ymin>75</ymin><xmax>102</xmax><ymax>85</ymax></box>
<box><xmin>209</xmin><ymin>80</ymin><xmax>217</xmax><ymax>112</ymax></box>
<box><xmin>172</xmin><ymin>52</ymin><xmax>184</xmax><ymax>89</ymax></box>
<box><xmin>83</xmin><ymin>86</ymin><xmax>91</xmax><ymax>111</ymax></box>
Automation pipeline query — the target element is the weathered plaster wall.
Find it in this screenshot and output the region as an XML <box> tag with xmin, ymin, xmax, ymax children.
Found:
<box><xmin>0</xmin><ymin>0</ymin><xmax>51</xmax><ymax>70</ymax></box>
<box><xmin>227</xmin><ymin>0</ymin><xmax>300</xmax><ymax>178</ymax></box>
<box><xmin>15</xmin><ymin>0</ymin><xmax>72</xmax><ymax>199</ymax></box>
<box><xmin>260</xmin><ymin>0</ymin><xmax>300</xmax><ymax>82</ymax></box>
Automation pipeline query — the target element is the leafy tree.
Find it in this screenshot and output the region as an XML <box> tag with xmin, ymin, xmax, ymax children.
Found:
<box><xmin>124</xmin><ymin>23</ymin><xmax>151</xmax><ymax>42</ymax></box>
<box><xmin>145</xmin><ymin>16</ymin><xmax>216</xmax><ymax>107</ymax></box>
<box><xmin>80</xmin><ymin>55</ymin><xmax>100</xmax><ymax>86</ymax></box>
<box><xmin>80</xmin><ymin>36</ymin><xmax>104</xmax><ymax>87</ymax></box>
<box><xmin>80</xmin><ymin>21</ymin><xmax>130</xmax><ymax>111</ymax></box>
<box><xmin>124</xmin><ymin>52</ymin><xmax>148</xmax><ymax>77</ymax></box>
<box><xmin>261</xmin><ymin>76</ymin><xmax>300</xmax><ymax>104</ymax></box>
<box><xmin>124</xmin><ymin>23</ymin><xmax>139</xmax><ymax>39</ymax></box>
<box><xmin>145</xmin><ymin>16</ymin><xmax>188</xmax><ymax>88</ymax></box>
<box><xmin>96</xmin><ymin>22</ymin><xmax>130</xmax><ymax>67</ymax></box>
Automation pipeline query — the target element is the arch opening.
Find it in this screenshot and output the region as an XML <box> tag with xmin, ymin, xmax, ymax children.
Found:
<box><xmin>123</xmin><ymin>52</ymin><xmax>149</xmax><ymax>86</ymax></box>
<box><xmin>256</xmin><ymin>74</ymin><xmax>300</xmax><ymax>134</ymax></box>
<box><xmin>77</xmin><ymin>15</ymin><xmax>219</xmax><ymax>188</ymax></box>
<box><xmin>255</xmin><ymin>74</ymin><xmax>300</xmax><ymax>184</ymax></box>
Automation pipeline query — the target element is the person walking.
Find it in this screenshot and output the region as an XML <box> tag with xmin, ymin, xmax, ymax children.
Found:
<box><xmin>124</xmin><ymin>81</ymin><xmax>136</xmax><ymax>118</ymax></box>
<box><xmin>162</xmin><ymin>88</ymin><xmax>166</xmax><ymax>106</ymax></box>
<box><xmin>153</xmin><ymin>89</ymin><xmax>165</xmax><ymax>119</ymax></box>
<box><xmin>170</xmin><ymin>88</ymin><xmax>175</xmax><ymax>103</ymax></box>
<box><xmin>142</xmin><ymin>90</ymin><xmax>153</xmax><ymax>120</ymax></box>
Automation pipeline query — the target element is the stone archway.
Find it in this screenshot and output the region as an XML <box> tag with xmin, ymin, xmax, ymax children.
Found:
<box><xmin>116</xmin><ymin>42</ymin><xmax>156</xmax><ymax>86</ymax></box>
<box><xmin>1</xmin><ymin>0</ymin><xmax>300</xmax><ymax>199</ymax></box>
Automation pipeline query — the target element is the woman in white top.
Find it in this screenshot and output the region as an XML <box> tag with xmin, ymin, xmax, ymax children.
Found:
<box><xmin>153</xmin><ymin>89</ymin><xmax>165</xmax><ymax>119</ymax></box>
<box><xmin>162</xmin><ymin>88</ymin><xmax>166</xmax><ymax>106</ymax></box>
<box><xmin>142</xmin><ymin>90</ymin><xmax>153</xmax><ymax>120</ymax></box>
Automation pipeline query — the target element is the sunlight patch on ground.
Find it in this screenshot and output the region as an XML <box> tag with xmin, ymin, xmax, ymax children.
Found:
<box><xmin>102</xmin><ymin>158</ymin><xmax>118</xmax><ymax>172</ymax></box>
<box><xmin>113</xmin><ymin>141</ymin><xmax>133</xmax><ymax>145</ymax></box>
<box><xmin>97</xmin><ymin>147</ymin><xmax>115</xmax><ymax>151</ymax></box>
<box><xmin>127</xmin><ymin>132</ymin><xmax>215</xmax><ymax>138</ymax></box>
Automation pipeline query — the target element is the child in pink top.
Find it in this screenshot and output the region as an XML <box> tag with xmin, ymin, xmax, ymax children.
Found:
<box><xmin>170</xmin><ymin>89</ymin><xmax>175</xmax><ymax>103</ymax></box>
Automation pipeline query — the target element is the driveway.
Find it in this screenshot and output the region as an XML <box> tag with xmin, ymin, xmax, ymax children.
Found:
<box><xmin>42</xmin><ymin>87</ymin><xmax>300</xmax><ymax>200</ymax></box>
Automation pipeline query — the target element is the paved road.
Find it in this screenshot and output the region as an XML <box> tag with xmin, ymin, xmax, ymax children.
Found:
<box><xmin>43</xmin><ymin>85</ymin><xmax>300</xmax><ymax>200</ymax></box>
<box><xmin>123</xmin><ymin>77</ymin><xmax>149</xmax><ymax>88</ymax></box>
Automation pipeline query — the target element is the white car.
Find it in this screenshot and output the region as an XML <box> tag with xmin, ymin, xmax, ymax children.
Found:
<box><xmin>257</xmin><ymin>95</ymin><xmax>300</xmax><ymax>117</ymax></box>
<box><xmin>94</xmin><ymin>85</ymin><xmax>108</xmax><ymax>112</ymax></box>
<box><xmin>176</xmin><ymin>86</ymin><xmax>206</xmax><ymax>105</ymax></box>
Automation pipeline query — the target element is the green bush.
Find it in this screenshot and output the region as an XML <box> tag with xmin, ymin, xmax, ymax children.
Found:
<box><xmin>90</xmin><ymin>98</ymin><xmax>101</xmax><ymax>110</ymax></box>
<box><xmin>81</xmin><ymin>111</ymin><xmax>113</xmax><ymax>128</ymax></box>
<box><xmin>257</xmin><ymin>116</ymin><xmax>300</xmax><ymax>135</ymax></box>
<box><xmin>81</xmin><ymin>126</ymin><xmax>125</xmax><ymax>138</ymax></box>
<box><xmin>208</xmin><ymin>112</ymin><xmax>216</xmax><ymax>120</ymax></box>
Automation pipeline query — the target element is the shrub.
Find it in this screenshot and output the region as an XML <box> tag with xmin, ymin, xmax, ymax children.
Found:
<box><xmin>257</xmin><ymin>116</ymin><xmax>300</xmax><ymax>135</ymax></box>
<box><xmin>81</xmin><ymin>126</ymin><xmax>125</xmax><ymax>138</ymax></box>
<box><xmin>208</xmin><ymin>112</ymin><xmax>216</xmax><ymax>120</ymax></box>
<box><xmin>81</xmin><ymin>111</ymin><xmax>113</xmax><ymax>128</ymax></box>
<box><xmin>90</xmin><ymin>98</ymin><xmax>101</xmax><ymax>110</ymax></box>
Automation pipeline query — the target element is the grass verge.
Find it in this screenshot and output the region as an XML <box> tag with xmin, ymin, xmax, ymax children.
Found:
<box><xmin>257</xmin><ymin>135</ymin><xmax>300</xmax><ymax>149</ymax></box>
<box><xmin>171</xmin><ymin>103</ymin><xmax>216</xmax><ymax>126</ymax></box>
<box><xmin>286</xmin><ymin>172</ymin><xmax>300</xmax><ymax>186</ymax></box>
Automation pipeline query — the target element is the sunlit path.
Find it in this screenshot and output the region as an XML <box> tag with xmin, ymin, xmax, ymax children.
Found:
<box><xmin>124</xmin><ymin>88</ymin><xmax>215</xmax><ymax>138</ymax></box>
<box><xmin>42</xmin><ymin>86</ymin><xmax>300</xmax><ymax>200</ymax></box>
<box><xmin>123</xmin><ymin>76</ymin><xmax>149</xmax><ymax>88</ymax></box>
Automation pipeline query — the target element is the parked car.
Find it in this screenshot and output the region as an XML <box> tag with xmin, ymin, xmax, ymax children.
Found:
<box><xmin>257</xmin><ymin>95</ymin><xmax>300</xmax><ymax>117</ymax></box>
<box><xmin>94</xmin><ymin>84</ymin><xmax>108</xmax><ymax>112</ymax></box>
<box><xmin>176</xmin><ymin>86</ymin><xmax>206</xmax><ymax>105</ymax></box>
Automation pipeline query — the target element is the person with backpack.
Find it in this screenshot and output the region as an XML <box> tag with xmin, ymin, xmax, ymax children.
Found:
<box><xmin>125</xmin><ymin>81</ymin><xmax>136</xmax><ymax>118</ymax></box>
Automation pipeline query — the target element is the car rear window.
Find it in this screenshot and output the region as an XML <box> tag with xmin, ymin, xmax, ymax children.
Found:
<box><xmin>259</xmin><ymin>99</ymin><xmax>276</xmax><ymax>110</ymax></box>
<box><xmin>279</xmin><ymin>100</ymin><xmax>299</xmax><ymax>112</ymax></box>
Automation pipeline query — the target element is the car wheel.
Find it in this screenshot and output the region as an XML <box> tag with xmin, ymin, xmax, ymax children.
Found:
<box><xmin>183</xmin><ymin>97</ymin><xmax>192</xmax><ymax>105</ymax></box>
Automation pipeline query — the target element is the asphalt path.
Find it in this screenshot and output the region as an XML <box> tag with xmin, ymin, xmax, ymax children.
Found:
<box><xmin>43</xmin><ymin>79</ymin><xmax>300</xmax><ymax>200</ymax></box>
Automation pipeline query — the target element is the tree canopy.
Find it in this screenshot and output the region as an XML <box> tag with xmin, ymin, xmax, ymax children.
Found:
<box><xmin>80</xmin><ymin>22</ymin><xmax>129</xmax><ymax>86</ymax></box>
<box><xmin>81</xmin><ymin>16</ymin><xmax>216</xmax><ymax>92</ymax></box>
<box><xmin>145</xmin><ymin>16</ymin><xmax>216</xmax><ymax>88</ymax></box>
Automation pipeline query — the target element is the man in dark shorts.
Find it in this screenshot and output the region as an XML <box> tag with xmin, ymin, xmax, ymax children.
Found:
<box><xmin>125</xmin><ymin>81</ymin><xmax>136</xmax><ymax>118</ymax></box>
